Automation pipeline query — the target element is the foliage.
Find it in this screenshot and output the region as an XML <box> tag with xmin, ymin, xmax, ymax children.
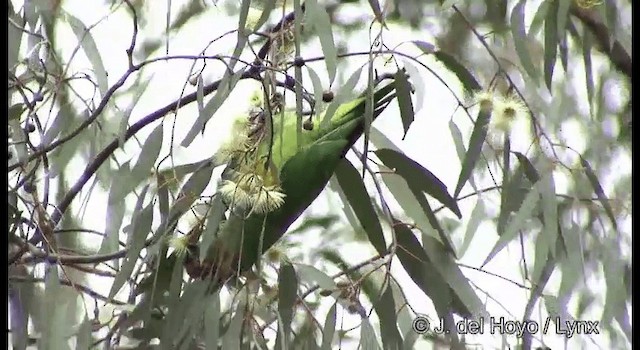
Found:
<box><xmin>8</xmin><ymin>0</ymin><xmax>631</xmax><ymax>349</ymax></box>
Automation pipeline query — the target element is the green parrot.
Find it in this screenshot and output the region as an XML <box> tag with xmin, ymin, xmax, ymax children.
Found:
<box><xmin>183</xmin><ymin>79</ymin><xmax>397</xmax><ymax>285</ymax></box>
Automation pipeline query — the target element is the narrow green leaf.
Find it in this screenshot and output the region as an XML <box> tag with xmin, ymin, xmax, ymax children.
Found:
<box><xmin>530</xmin><ymin>232</ymin><xmax>554</xmax><ymax>296</ymax></box>
<box><xmin>400</xmin><ymin>59</ymin><xmax>426</xmax><ymax>112</ymax></box>
<box><xmin>580</xmin><ymin>157</ymin><xmax>618</xmax><ymax>230</ymax></box>
<box><xmin>199</xmin><ymin>195</ymin><xmax>226</xmax><ymax>261</ymax></box>
<box><xmin>557</xmin><ymin>222</ymin><xmax>584</xmax><ymax>299</ymax></box>
<box><xmin>9</xmin><ymin>103</ymin><xmax>26</xmax><ymax>121</ymax></box>
<box><xmin>362</xmin><ymin>58</ymin><xmax>375</xmax><ymax>178</ymax></box>
<box><xmin>359</xmin><ymin>318</ymin><xmax>381</xmax><ymax>350</ymax></box>
<box><xmin>118</xmin><ymin>75</ymin><xmax>154</xmax><ymax>145</ymax></box>
<box><xmin>306</xmin><ymin>66</ymin><xmax>325</xmax><ymax>117</ymax></box>
<box><xmin>63</xmin><ymin>11</ymin><xmax>108</xmax><ymax>96</ymax></box>
<box><xmin>320</xmin><ymin>303</ymin><xmax>337</xmax><ymax>350</ymax></box>
<box><xmin>370</xmin><ymin>126</ymin><xmax>402</xmax><ymax>153</ymax></box>
<box><xmin>582</xmin><ymin>28</ymin><xmax>595</xmax><ymax>117</ymax></box>
<box><xmin>329</xmin><ymin>177</ymin><xmax>361</xmax><ymax>233</ymax></box>
<box><xmin>453</xmin><ymin>109</ymin><xmax>491</xmax><ymax>198</ymax></box>
<box><xmin>559</xmin><ymin>26</ymin><xmax>569</xmax><ymax>73</ymax></box>
<box><xmin>307</xmin><ymin>0</ymin><xmax>337</xmax><ymax>83</ymax></box>
<box><xmin>41</xmin><ymin>266</ymin><xmax>71</xmax><ymax>350</ymax></box>
<box><xmin>602</xmin><ymin>241</ymin><xmax>626</xmax><ymax>325</ymax></box>
<box><xmin>375</xmin><ymin>148</ymin><xmax>461</xmax><ymax>218</ymax></box>
<box><xmin>448</xmin><ymin>121</ymin><xmax>478</xmax><ymax>192</ymax></box>
<box><xmin>375</xmin><ymin>284</ymin><xmax>403</xmax><ymax>350</ymax></box>
<box><xmin>222</xmin><ymin>303</ymin><xmax>244</xmax><ymax>349</ymax></box>
<box><xmin>334</xmin><ymin>159</ymin><xmax>387</xmax><ymax>255</ymax></box>
<box><xmin>603</xmin><ymin>0</ymin><xmax>618</xmax><ymax>49</ymax></box>
<box><xmin>483</xmin><ymin>182</ymin><xmax>540</xmax><ymax>267</ymax></box>
<box><xmin>163</xmin><ymin>265</ymin><xmax>198</xmax><ymax>347</ymax></box>
<box><xmin>392</xmin><ymin>219</ymin><xmax>485</xmax><ymax>318</ymax></box>
<box><xmin>109</xmin><ymin>187</ymin><xmax>153</xmax><ymax>299</ymax></box>
<box><xmin>395</xmin><ymin>69</ymin><xmax>415</xmax><ymax>140</ymax></box>
<box><xmin>131</xmin><ymin>123</ymin><xmax>164</xmax><ymax>186</ymax></box>
<box><xmin>543</xmin><ymin>0</ymin><xmax>559</xmax><ymax>91</ymax></box>
<box><xmin>100</xmin><ymin>161</ymin><xmax>131</xmax><ymax>255</ymax></box>
<box><xmin>277</xmin><ymin>262</ymin><xmax>298</xmax><ymax>344</ymax></box>
<box><xmin>182</xmin><ymin>0</ymin><xmax>249</xmax><ymax>146</ymax></box>
<box><xmin>528</xmin><ymin>0</ymin><xmax>552</xmax><ymax>38</ymax></box>
<box><xmin>167</xmin><ymin>160</ymin><xmax>216</xmax><ymax>221</ymax></box>
<box><xmin>295</xmin><ymin>264</ymin><xmax>337</xmax><ymax>291</ymax></box>
<box><xmin>433</xmin><ymin>51</ymin><xmax>481</xmax><ymax>93</ymax></box>
<box><xmin>539</xmin><ymin>172</ymin><xmax>559</xmax><ymax>257</ymax></box>
<box><xmin>8</xmin><ymin>2</ymin><xmax>22</xmax><ymax>73</ymax></box>
<box><xmin>513</xmin><ymin>152</ymin><xmax>540</xmax><ymax>183</ymax></box>
<box><xmin>459</xmin><ymin>199</ymin><xmax>485</xmax><ymax>257</ymax></box>
<box><xmin>511</xmin><ymin>0</ymin><xmax>540</xmax><ymax>83</ymax></box>
<box><xmin>412</xmin><ymin>40</ymin><xmax>436</xmax><ymax>54</ymax></box>
<box><xmin>556</xmin><ymin>0</ymin><xmax>571</xmax><ymax>38</ymax></box>
<box><xmin>380</xmin><ymin>173</ymin><xmax>442</xmax><ymax>244</ymax></box>
<box><xmin>204</xmin><ymin>285</ymin><xmax>220</xmax><ymax>350</ymax></box>
<box><xmin>75</xmin><ymin>316</ymin><xmax>92</xmax><ymax>350</ymax></box>
<box><xmin>182</xmin><ymin>70</ymin><xmax>244</xmax><ymax>147</ymax></box>
<box><xmin>196</xmin><ymin>74</ymin><xmax>205</xmax><ymax>118</ymax></box>
<box><xmin>367</xmin><ymin>0</ymin><xmax>385</xmax><ymax>24</ymax></box>
<box><xmin>421</xmin><ymin>231</ymin><xmax>487</xmax><ymax>318</ymax></box>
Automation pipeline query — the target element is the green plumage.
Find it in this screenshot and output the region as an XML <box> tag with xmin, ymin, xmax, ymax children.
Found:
<box><xmin>197</xmin><ymin>81</ymin><xmax>397</xmax><ymax>282</ymax></box>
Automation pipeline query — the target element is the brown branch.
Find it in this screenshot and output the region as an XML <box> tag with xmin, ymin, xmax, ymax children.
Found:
<box><xmin>570</xmin><ymin>4</ymin><xmax>631</xmax><ymax>79</ymax></box>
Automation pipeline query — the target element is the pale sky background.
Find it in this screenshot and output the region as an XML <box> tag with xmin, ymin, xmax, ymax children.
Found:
<box><xmin>10</xmin><ymin>0</ymin><xmax>631</xmax><ymax>349</ymax></box>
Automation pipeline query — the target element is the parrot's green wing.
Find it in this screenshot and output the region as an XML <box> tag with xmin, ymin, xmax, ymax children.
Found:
<box><xmin>188</xmin><ymin>81</ymin><xmax>397</xmax><ymax>282</ymax></box>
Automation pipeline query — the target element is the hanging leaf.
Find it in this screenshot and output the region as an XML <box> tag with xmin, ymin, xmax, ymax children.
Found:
<box><xmin>582</xmin><ymin>28</ymin><xmax>595</xmax><ymax>118</ymax></box>
<box><xmin>204</xmin><ymin>292</ymin><xmax>221</xmax><ymax>350</ymax></box>
<box><xmin>483</xmin><ymin>182</ymin><xmax>541</xmax><ymax>267</ymax></box>
<box><xmin>412</xmin><ymin>40</ymin><xmax>436</xmax><ymax>55</ymax></box>
<box><xmin>63</xmin><ymin>11</ymin><xmax>108</xmax><ymax>97</ymax></box>
<box><xmin>130</xmin><ymin>123</ymin><xmax>164</xmax><ymax>188</ymax></box>
<box><xmin>453</xmin><ymin>109</ymin><xmax>491</xmax><ymax>198</ymax></box>
<box><xmin>295</xmin><ymin>264</ymin><xmax>337</xmax><ymax>291</ymax></box>
<box><xmin>109</xmin><ymin>187</ymin><xmax>153</xmax><ymax>299</ymax></box>
<box><xmin>528</xmin><ymin>0</ymin><xmax>552</xmax><ymax>38</ymax></box>
<box><xmin>511</xmin><ymin>0</ymin><xmax>540</xmax><ymax>83</ymax></box>
<box><xmin>334</xmin><ymin>159</ymin><xmax>387</xmax><ymax>255</ymax></box>
<box><xmin>320</xmin><ymin>303</ymin><xmax>337</xmax><ymax>350</ymax></box>
<box><xmin>359</xmin><ymin>318</ymin><xmax>381</xmax><ymax>350</ymax></box>
<box><xmin>8</xmin><ymin>2</ymin><xmax>22</xmax><ymax>74</ymax></box>
<box><xmin>307</xmin><ymin>0</ymin><xmax>337</xmax><ymax>84</ymax></box>
<box><xmin>367</xmin><ymin>0</ymin><xmax>386</xmax><ymax>24</ymax></box>
<box><xmin>380</xmin><ymin>173</ymin><xmax>442</xmax><ymax>244</ymax></box>
<box><xmin>459</xmin><ymin>198</ymin><xmax>485</xmax><ymax>257</ymax></box>
<box><xmin>374</xmin><ymin>284</ymin><xmax>404</xmax><ymax>350</ymax></box>
<box><xmin>433</xmin><ymin>51</ymin><xmax>481</xmax><ymax>93</ymax></box>
<box><xmin>394</xmin><ymin>69</ymin><xmax>415</xmax><ymax>140</ymax></box>
<box><xmin>543</xmin><ymin>0</ymin><xmax>559</xmax><ymax>91</ymax></box>
<box><xmin>276</xmin><ymin>262</ymin><xmax>299</xmax><ymax>346</ymax></box>
<box><xmin>580</xmin><ymin>157</ymin><xmax>618</xmax><ymax>230</ymax></box>
<box><xmin>375</xmin><ymin>148</ymin><xmax>461</xmax><ymax>218</ymax></box>
<box><xmin>539</xmin><ymin>172</ymin><xmax>559</xmax><ymax>257</ymax></box>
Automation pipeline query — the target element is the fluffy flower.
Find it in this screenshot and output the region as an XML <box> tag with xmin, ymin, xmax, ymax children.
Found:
<box><xmin>472</xmin><ymin>90</ymin><xmax>496</xmax><ymax>113</ymax></box>
<box><xmin>168</xmin><ymin>235</ymin><xmax>190</xmax><ymax>258</ymax></box>
<box><xmin>250</xmin><ymin>185</ymin><xmax>286</xmax><ymax>214</ymax></box>
<box><xmin>489</xmin><ymin>94</ymin><xmax>528</xmax><ymax>134</ymax></box>
<box><xmin>219</xmin><ymin>178</ymin><xmax>253</xmax><ymax>210</ymax></box>
<box><xmin>218</xmin><ymin>168</ymin><xmax>286</xmax><ymax>214</ymax></box>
